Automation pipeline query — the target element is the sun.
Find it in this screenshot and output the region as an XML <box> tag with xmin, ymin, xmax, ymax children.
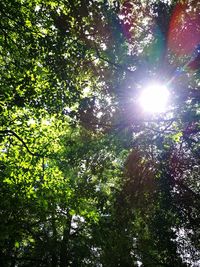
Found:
<box><xmin>139</xmin><ymin>83</ymin><xmax>170</xmax><ymax>113</ymax></box>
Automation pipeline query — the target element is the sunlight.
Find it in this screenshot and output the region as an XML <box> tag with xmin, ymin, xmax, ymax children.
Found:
<box><xmin>139</xmin><ymin>83</ymin><xmax>170</xmax><ymax>113</ymax></box>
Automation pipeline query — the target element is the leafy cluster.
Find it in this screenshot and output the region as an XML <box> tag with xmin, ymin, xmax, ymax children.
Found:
<box><xmin>0</xmin><ymin>0</ymin><xmax>200</xmax><ymax>266</ymax></box>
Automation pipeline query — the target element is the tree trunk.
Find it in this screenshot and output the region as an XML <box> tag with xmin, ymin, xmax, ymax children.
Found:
<box><xmin>60</xmin><ymin>216</ymin><xmax>72</xmax><ymax>267</ymax></box>
<box><xmin>51</xmin><ymin>214</ymin><xmax>58</xmax><ymax>267</ymax></box>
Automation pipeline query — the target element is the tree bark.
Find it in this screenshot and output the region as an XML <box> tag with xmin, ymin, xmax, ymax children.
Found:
<box><xmin>60</xmin><ymin>216</ymin><xmax>72</xmax><ymax>267</ymax></box>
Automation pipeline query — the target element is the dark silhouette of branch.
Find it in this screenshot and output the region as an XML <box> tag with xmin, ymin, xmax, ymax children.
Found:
<box><xmin>0</xmin><ymin>130</ymin><xmax>41</xmax><ymax>157</ymax></box>
<box><xmin>94</xmin><ymin>44</ymin><xmax>136</xmax><ymax>74</ymax></box>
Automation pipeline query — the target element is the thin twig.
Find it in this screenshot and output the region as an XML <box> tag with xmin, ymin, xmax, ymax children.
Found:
<box><xmin>0</xmin><ymin>130</ymin><xmax>41</xmax><ymax>157</ymax></box>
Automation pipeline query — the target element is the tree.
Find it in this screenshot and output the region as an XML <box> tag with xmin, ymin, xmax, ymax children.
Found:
<box><xmin>0</xmin><ymin>0</ymin><xmax>200</xmax><ymax>266</ymax></box>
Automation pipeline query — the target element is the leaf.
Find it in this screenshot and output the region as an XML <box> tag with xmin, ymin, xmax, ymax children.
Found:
<box><xmin>15</xmin><ymin>242</ymin><xmax>20</xmax><ymax>248</ymax></box>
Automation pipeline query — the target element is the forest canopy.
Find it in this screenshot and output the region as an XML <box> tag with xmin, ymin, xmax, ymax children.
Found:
<box><xmin>0</xmin><ymin>0</ymin><xmax>200</xmax><ymax>266</ymax></box>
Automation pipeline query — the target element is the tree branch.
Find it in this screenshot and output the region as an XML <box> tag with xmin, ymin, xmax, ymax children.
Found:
<box><xmin>0</xmin><ymin>130</ymin><xmax>41</xmax><ymax>157</ymax></box>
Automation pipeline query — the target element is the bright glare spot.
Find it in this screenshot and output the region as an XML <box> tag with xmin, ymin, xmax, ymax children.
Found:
<box><xmin>100</xmin><ymin>43</ymin><xmax>107</xmax><ymax>50</ymax></box>
<box><xmin>27</xmin><ymin>118</ymin><xmax>35</xmax><ymax>126</ymax></box>
<box><xmin>139</xmin><ymin>83</ymin><xmax>170</xmax><ymax>113</ymax></box>
<box><xmin>83</xmin><ymin>86</ymin><xmax>91</xmax><ymax>97</ymax></box>
<box><xmin>35</xmin><ymin>5</ymin><xmax>40</xmax><ymax>12</ymax></box>
<box><xmin>42</xmin><ymin>119</ymin><xmax>51</xmax><ymax>126</ymax></box>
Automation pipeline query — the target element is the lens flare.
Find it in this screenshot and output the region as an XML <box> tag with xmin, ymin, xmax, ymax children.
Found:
<box><xmin>139</xmin><ymin>83</ymin><xmax>170</xmax><ymax>113</ymax></box>
<box><xmin>168</xmin><ymin>2</ymin><xmax>200</xmax><ymax>55</ymax></box>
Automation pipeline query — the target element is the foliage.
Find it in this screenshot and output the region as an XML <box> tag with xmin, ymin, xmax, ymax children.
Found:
<box><xmin>0</xmin><ymin>0</ymin><xmax>200</xmax><ymax>266</ymax></box>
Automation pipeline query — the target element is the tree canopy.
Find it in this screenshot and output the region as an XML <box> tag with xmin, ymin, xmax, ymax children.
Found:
<box><xmin>0</xmin><ymin>0</ymin><xmax>200</xmax><ymax>266</ymax></box>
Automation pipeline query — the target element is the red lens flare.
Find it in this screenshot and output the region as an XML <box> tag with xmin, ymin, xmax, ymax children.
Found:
<box><xmin>168</xmin><ymin>2</ymin><xmax>200</xmax><ymax>55</ymax></box>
